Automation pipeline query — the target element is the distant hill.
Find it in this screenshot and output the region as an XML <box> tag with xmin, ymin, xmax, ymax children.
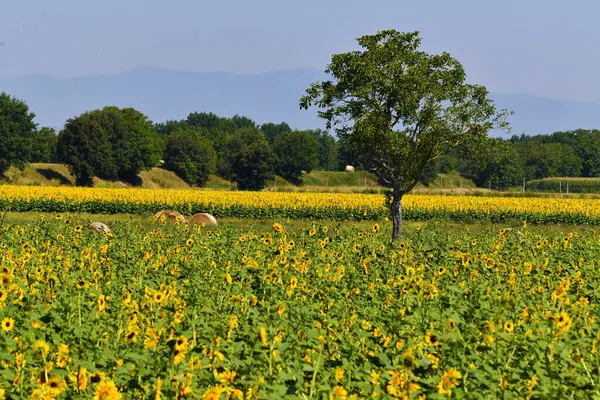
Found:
<box><xmin>2</xmin><ymin>67</ymin><xmax>600</xmax><ymax>136</ymax></box>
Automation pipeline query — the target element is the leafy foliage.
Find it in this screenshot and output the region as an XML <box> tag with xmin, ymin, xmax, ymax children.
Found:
<box><xmin>220</xmin><ymin>128</ymin><xmax>276</xmax><ymax>190</ymax></box>
<box><xmin>30</xmin><ymin>127</ymin><xmax>59</xmax><ymax>163</ymax></box>
<box><xmin>163</xmin><ymin>129</ymin><xmax>217</xmax><ymax>186</ymax></box>
<box><xmin>260</xmin><ymin>122</ymin><xmax>292</xmax><ymax>143</ymax></box>
<box><xmin>301</xmin><ymin>30</ymin><xmax>509</xmax><ymax>238</ymax></box>
<box><xmin>57</xmin><ymin>113</ymin><xmax>114</xmax><ymax>186</ymax></box>
<box><xmin>272</xmin><ymin>131</ymin><xmax>319</xmax><ymax>183</ymax></box>
<box><xmin>0</xmin><ymin>92</ymin><xmax>38</xmax><ymax>176</ymax></box>
<box><xmin>0</xmin><ymin>217</ymin><xmax>597</xmax><ymax>398</ymax></box>
<box><xmin>57</xmin><ymin>107</ymin><xmax>161</xmax><ymax>186</ymax></box>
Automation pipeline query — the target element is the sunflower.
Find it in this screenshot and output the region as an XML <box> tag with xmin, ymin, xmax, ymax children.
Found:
<box><xmin>144</xmin><ymin>328</ymin><xmax>160</xmax><ymax>350</ymax></box>
<box><xmin>90</xmin><ymin>372</ymin><xmax>105</xmax><ymax>384</ymax></box>
<box><xmin>504</xmin><ymin>321</ymin><xmax>514</xmax><ymax>333</ymax></box>
<box><xmin>34</xmin><ymin>340</ymin><xmax>50</xmax><ymax>357</ymax></box>
<box><xmin>93</xmin><ymin>379</ymin><xmax>122</xmax><ymax>400</ymax></box>
<box><xmin>437</xmin><ymin>368</ymin><xmax>462</xmax><ymax>395</ymax></box>
<box><xmin>47</xmin><ymin>376</ymin><xmax>67</xmax><ymax>396</ymax></box>
<box><xmin>402</xmin><ymin>351</ymin><xmax>415</xmax><ymax>369</ymax></box>
<box><xmin>97</xmin><ymin>295</ymin><xmax>107</xmax><ymax>313</ymax></box>
<box><xmin>1</xmin><ymin>317</ymin><xmax>14</xmax><ymax>332</ymax></box>
<box><xmin>259</xmin><ymin>327</ymin><xmax>268</xmax><ymax>346</ymax></box>
<box><xmin>175</xmin><ymin>335</ymin><xmax>188</xmax><ymax>352</ymax></box>
<box><xmin>448</xmin><ymin>318</ymin><xmax>456</xmax><ymax>332</ymax></box>
<box><xmin>186</xmin><ymin>238</ymin><xmax>194</xmax><ymax>246</ymax></box>
<box><xmin>125</xmin><ymin>326</ymin><xmax>139</xmax><ymax>344</ymax></box>
<box><xmin>372</xmin><ymin>223</ymin><xmax>380</xmax><ymax>233</ymax></box>
<box><xmin>273</xmin><ymin>223</ymin><xmax>283</xmax><ymax>233</ymax></box>
<box><xmin>154</xmin><ymin>292</ymin><xmax>165</xmax><ymax>303</ymax></box>
<box><xmin>555</xmin><ymin>311</ymin><xmax>572</xmax><ymax>334</ymax></box>
<box><xmin>425</xmin><ymin>332</ymin><xmax>440</xmax><ymax>346</ymax></box>
<box><xmin>74</xmin><ymin>225</ymin><xmax>82</xmax><ymax>233</ymax></box>
<box><xmin>331</xmin><ymin>386</ymin><xmax>348</xmax><ymax>399</ymax></box>
<box><xmin>172</xmin><ymin>348</ymin><xmax>186</xmax><ymax>365</ymax></box>
<box><xmin>76</xmin><ymin>280</ymin><xmax>88</xmax><ymax>289</ymax></box>
<box><xmin>309</xmin><ymin>227</ymin><xmax>317</xmax><ymax>236</ymax></box>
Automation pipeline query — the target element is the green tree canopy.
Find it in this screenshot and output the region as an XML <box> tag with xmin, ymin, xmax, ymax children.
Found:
<box><xmin>155</xmin><ymin>119</ymin><xmax>190</xmax><ymax>136</ymax></box>
<box><xmin>301</xmin><ymin>30</ymin><xmax>509</xmax><ymax>239</ymax></box>
<box><xmin>272</xmin><ymin>130</ymin><xmax>319</xmax><ymax>183</ymax></box>
<box><xmin>307</xmin><ymin>129</ymin><xmax>337</xmax><ymax>170</ymax></box>
<box><xmin>0</xmin><ymin>92</ymin><xmax>38</xmax><ymax>176</ymax></box>
<box><xmin>163</xmin><ymin>129</ymin><xmax>217</xmax><ymax>186</ymax></box>
<box><xmin>57</xmin><ymin>113</ymin><xmax>114</xmax><ymax>186</ymax></box>
<box><xmin>57</xmin><ymin>106</ymin><xmax>161</xmax><ymax>186</ymax></box>
<box><xmin>260</xmin><ymin>122</ymin><xmax>292</xmax><ymax>143</ymax></box>
<box><xmin>30</xmin><ymin>127</ymin><xmax>58</xmax><ymax>163</ymax></box>
<box><xmin>220</xmin><ymin>128</ymin><xmax>276</xmax><ymax>190</ymax></box>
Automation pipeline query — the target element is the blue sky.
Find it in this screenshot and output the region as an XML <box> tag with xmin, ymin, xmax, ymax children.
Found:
<box><xmin>1</xmin><ymin>0</ymin><xmax>599</xmax><ymax>103</ymax></box>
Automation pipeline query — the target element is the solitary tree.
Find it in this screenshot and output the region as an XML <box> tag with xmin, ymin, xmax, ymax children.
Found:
<box><xmin>300</xmin><ymin>30</ymin><xmax>509</xmax><ymax>239</ymax></box>
<box><xmin>0</xmin><ymin>92</ymin><xmax>38</xmax><ymax>176</ymax></box>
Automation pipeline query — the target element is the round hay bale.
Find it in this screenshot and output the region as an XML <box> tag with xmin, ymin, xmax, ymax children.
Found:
<box><xmin>154</xmin><ymin>210</ymin><xmax>187</xmax><ymax>224</ymax></box>
<box><xmin>89</xmin><ymin>221</ymin><xmax>111</xmax><ymax>234</ymax></box>
<box><xmin>188</xmin><ymin>213</ymin><xmax>218</xmax><ymax>227</ymax></box>
<box><xmin>345</xmin><ymin>165</ymin><xmax>355</xmax><ymax>173</ymax></box>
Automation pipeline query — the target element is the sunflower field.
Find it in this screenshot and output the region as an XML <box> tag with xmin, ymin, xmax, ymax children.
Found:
<box><xmin>0</xmin><ymin>216</ymin><xmax>599</xmax><ymax>399</ymax></box>
<box><xmin>3</xmin><ymin>185</ymin><xmax>600</xmax><ymax>224</ymax></box>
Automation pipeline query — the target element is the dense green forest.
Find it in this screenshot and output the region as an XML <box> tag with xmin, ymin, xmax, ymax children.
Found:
<box><xmin>1</xmin><ymin>91</ymin><xmax>599</xmax><ymax>191</ymax></box>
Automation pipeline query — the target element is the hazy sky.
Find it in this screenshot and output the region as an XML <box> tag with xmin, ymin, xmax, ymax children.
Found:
<box><xmin>1</xmin><ymin>0</ymin><xmax>599</xmax><ymax>103</ymax></box>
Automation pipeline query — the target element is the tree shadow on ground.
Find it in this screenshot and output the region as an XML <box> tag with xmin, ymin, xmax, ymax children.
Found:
<box><xmin>119</xmin><ymin>174</ymin><xmax>143</xmax><ymax>187</ymax></box>
<box><xmin>35</xmin><ymin>168</ymin><xmax>72</xmax><ymax>185</ymax></box>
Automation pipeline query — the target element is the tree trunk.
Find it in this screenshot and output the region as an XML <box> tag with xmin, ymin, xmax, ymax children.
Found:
<box><xmin>391</xmin><ymin>189</ymin><xmax>403</xmax><ymax>240</ymax></box>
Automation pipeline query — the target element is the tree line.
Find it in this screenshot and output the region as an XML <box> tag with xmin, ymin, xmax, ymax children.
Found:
<box><xmin>0</xmin><ymin>92</ymin><xmax>337</xmax><ymax>190</ymax></box>
<box><xmin>422</xmin><ymin>130</ymin><xmax>600</xmax><ymax>190</ymax></box>
<box><xmin>2</xmin><ymin>89</ymin><xmax>599</xmax><ymax>192</ymax></box>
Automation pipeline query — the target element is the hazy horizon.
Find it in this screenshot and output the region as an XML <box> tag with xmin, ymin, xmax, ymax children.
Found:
<box><xmin>2</xmin><ymin>0</ymin><xmax>600</xmax><ymax>105</ymax></box>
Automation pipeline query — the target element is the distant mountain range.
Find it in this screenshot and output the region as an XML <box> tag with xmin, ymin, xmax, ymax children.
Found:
<box><xmin>2</xmin><ymin>67</ymin><xmax>600</xmax><ymax>137</ymax></box>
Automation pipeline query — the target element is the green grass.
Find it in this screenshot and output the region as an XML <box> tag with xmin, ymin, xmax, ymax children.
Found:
<box><xmin>3</xmin><ymin>163</ymin><xmax>192</xmax><ymax>189</ymax></box>
<box><xmin>0</xmin><ymin>212</ymin><xmax>590</xmax><ymax>237</ymax></box>
<box><xmin>526</xmin><ymin>177</ymin><xmax>600</xmax><ymax>194</ymax></box>
<box><xmin>300</xmin><ymin>170</ymin><xmax>380</xmax><ymax>187</ymax></box>
<box><xmin>202</xmin><ymin>174</ymin><xmax>236</xmax><ymax>190</ymax></box>
<box><xmin>419</xmin><ymin>171</ymin><xmax>476</xmax><ymax>190</ymax></box>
